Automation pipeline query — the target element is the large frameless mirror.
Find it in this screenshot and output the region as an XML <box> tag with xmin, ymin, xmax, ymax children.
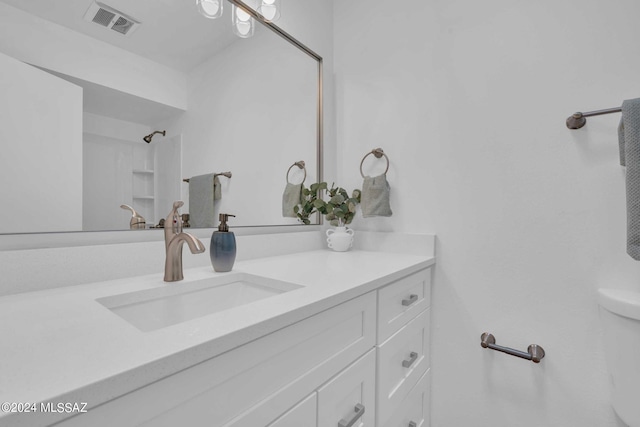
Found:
<box><xmin>0</xmin><ymin>0</ymin><xmax>322</xmax><ymax>235</ymax></box>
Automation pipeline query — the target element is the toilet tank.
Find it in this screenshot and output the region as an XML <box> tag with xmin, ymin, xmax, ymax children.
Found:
<box><xmin>598</xmin><ymin>288</ymin><xmax>640</xmax><ymax>427</ymax></box>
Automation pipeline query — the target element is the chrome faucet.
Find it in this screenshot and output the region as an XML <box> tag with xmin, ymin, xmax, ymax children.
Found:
<box><xmin>164</xmin><ymin>201</ymin><xmax>205</xmax><ymax>282</ymax></box>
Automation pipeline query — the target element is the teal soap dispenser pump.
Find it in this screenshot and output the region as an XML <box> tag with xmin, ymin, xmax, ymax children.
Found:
<box><xmin>210</xmin><ymin>213</ymin><xmax>236</xmax><ymax>272</ymax></box>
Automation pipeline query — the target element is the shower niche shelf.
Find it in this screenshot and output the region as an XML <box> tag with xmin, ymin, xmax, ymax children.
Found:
<box><xmin>132</xmin><ymin>164</ymin><xmax>155</xmax><ymax>224</ymax></box>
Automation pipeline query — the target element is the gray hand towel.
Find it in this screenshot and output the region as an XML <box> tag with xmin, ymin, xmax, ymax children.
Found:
<box><xmin>618</xmin><ymin>98</ymin><xmax>640</xmax><ymax>260</ymax></box>
<box><xmin>361</xmin><ymin>174</ymin><xmax>392</xmax><ymax>218</ymax></box>
<box><xmin>618</xmin><ymin>119</ymin><xmax>627</xmax><ymax>166</ymax></box>
<box><xmin>282</xmin><ymin>183</ymin><xmax>302</xmax><ymax>217</ymax></box>
<box><xmin>214</xmin><ymin>175</ymin><xmax>222</xmax><ymax>200</ymax></box>
<box><xmin>189</xmin><ymin>173</ymin><xmax>216</xmax><ymax>228</ymax></box>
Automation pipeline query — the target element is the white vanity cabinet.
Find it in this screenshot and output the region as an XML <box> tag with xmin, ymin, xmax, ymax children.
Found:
<box><xmin>54</xmin><ymin>267</ymin><xmax>432</xmax><ymax>427</ymax></box>
<box><xmin>375</xmin><ymin>269</ymin><xmax>432</xmax><ymax>427</ymax></box>
<box><xmin>268</xmin><ymin>393</ymin><xmax>317</xmax><ymax>427</ymax></box>
<box><xmin>318</xmin><ymin>349</ymin><xmax>376</xmax><ymax>427</ymax></box>
<box><xmin>56</xmin><ymin>292</ymin><xmax>376</xmax><ymax>427</ymax></box>
<box><xmin>381</xmin><ymin>370</ymin><xmax>431</xmax><ymax>427</ymax></box>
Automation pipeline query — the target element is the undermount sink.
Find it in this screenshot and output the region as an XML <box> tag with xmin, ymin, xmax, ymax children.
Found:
<box><xmin>96</xmin><ymin>273</ymin><xmax>302</xmax><ymax>332</ymax></box>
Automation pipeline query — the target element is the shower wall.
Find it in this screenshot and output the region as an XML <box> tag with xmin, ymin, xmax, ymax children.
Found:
<box><xmin>334</xmin><ymin>0</ymin><xmax>640</xmax><ymax>425</ymax></box>
<box><xmin>82</xmin><ymin>113</ymin><xmax>152</xmax><ymax>231</ymax></box>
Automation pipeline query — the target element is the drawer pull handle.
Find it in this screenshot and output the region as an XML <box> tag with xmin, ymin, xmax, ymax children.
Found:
<box><xmin>409</xmin><ymin>422</ymin><xmax>417</xmax><ymax>427</ymax></box>
<box><xmin>338</xmin><ymin>403</ymin><xmax>365</xmax><ymax>427</ymax></box>
<box><xmin>402</xmin><ymin>351</ymin><xmax>419</xmax><ymax>368</ymax></box>
<box><xmin>402</xmin><ymin>294</ymin><xmax>418</xmax><ymax>306</ymax></box>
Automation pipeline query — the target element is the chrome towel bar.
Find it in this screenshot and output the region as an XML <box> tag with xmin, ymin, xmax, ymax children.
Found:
<box><xmin>566</xmin><ymin>106</ymin><xmax>622</xmax><ymax>129</ymax></box>
<box><xmin>480</xmin><ymin>332</ymin><xmax>545</xmax><ymax>363</ymax></box>
<box><xmin>182</xmin><ymin>172</ymin><xmax>232</xmax><ymax>183</ymax></box>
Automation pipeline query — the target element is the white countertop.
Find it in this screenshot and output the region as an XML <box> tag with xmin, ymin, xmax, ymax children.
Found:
<box><xmin>0</xmin><ymin>248</ymin><xmax>433</xmax><ymax>426</ymax></box>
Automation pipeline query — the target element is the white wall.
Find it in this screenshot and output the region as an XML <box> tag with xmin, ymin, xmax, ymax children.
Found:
<box><xmin>277</xmin><ymin>0</ymin><xmax>336</xmax><ymax>186</ymax></box>
<box><xmin>334</xmin><ymin>0</ymin><xmax>640</xmax><ymax>425</ymax></box>
<box><xmin>162</xmin><ymin>0</ymin><xmax>333</xmax><ymax>227</ymax></box>
<box><xmin>165</xmin><ymin>28</ymin><xmax>317</xmax><ymax>226</ymax></box>
<box><xmin>0</xmin><ymin>52</ymin><xmax>83</xmax><ymax>233</ymax></box>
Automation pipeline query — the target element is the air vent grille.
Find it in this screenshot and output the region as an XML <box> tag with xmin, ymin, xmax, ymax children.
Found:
<box><xmin>92</xmin><ymin>8</ymin><xmax>115</xmax><ymax>27</ymax></box>
<box><xmin>111</xmin><ymin>16</ymin><xmax>134</xmax><ymax>35</ymax></box>
<box><xmin>83</xmin><ymin>2</ymin><xmax>140</xmax><ymax>37</ymax></box>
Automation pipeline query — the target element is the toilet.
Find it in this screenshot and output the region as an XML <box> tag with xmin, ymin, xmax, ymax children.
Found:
<box><xmin>598</xmin><ymin>288</ymin><xmax>640</xmax><ymax>427</ymax></box>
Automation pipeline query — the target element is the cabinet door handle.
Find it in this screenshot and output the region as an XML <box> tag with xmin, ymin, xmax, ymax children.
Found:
<box><xmin>338</xmin><ymin>403</ymin><xmax>365</xmax><ymax>427</ymax></box>
<box><xmin>402</xmin><ymin>351</ymin><xmax>419</xmax><ymax>368</ymax></box>
<box><xmin>409</xmin><ymin>422</ymin><xmax>417</xmax><ymax>427</ymax></box>
<box><xmin>402</xmin><ymin>294</ymin><xmax>418</xmax><ymax>306</ymax></box>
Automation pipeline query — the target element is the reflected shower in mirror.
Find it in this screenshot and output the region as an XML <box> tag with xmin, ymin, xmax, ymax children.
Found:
<box><xmin>0</xmin><ymin>0</ymin><xmax>321</xmax><ymax>234</ymax></box>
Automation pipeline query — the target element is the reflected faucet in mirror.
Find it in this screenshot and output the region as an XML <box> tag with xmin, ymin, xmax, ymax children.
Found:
<box><xmin>120</xmin><ymin>204</ymin><xmax>146</xmax><ymax>230</ymax></box>
<box><xmin>143</xmin><ymin>130</ymin><xmax>166</xmax><ymax>143</ymax></box>
<box><xmin>164</xmin><ymin>201</ymin><xmax>205</xmax><ymax>282</ymax></box>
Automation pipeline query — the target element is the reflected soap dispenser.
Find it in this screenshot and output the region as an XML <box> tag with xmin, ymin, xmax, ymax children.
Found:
<box><xmin>210</xmin><ymin>213</ymin><xmax>236</xmax><ymax>272</ymax></box>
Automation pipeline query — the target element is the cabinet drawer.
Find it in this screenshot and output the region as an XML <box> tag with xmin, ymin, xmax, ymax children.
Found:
<box><xmin>381</xmin><ymin>369</ymin><xmax>430</xmax><ymax>427</ymax></box>
<box><xmin>58</xmin><ymin>292</ymin><xmax>376</xmax><ymax>427</ymax></box>
<box><xmin>317</xmin><ymin>349</ymin><xmax>376</xmax><ymax>427</ymax></box>
<box><xmin>378</xmin><ymin>269</ymin><xmax>431</xmax><ymax>343</ymax></box>
<box><xmin>222</xmin><ymin>390</ymin><xmax>317</xmax><ymax>427</ymax></box>
<box><xmin>377</xmin><ymin>308</ymin><xmax>430</xmax><ymax>427</ymax></box>
<box><xmin>268</xmin><ymin>393</ymin><xmax>317</xmax><ymax>427</ymax></box>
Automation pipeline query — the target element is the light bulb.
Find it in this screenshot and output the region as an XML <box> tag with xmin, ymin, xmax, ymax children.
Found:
<box><xmin>196</xmin><ymin>0</ymin><xmax>223</xmax><ymax>19</ymax></box>
<box><xmin>232</xmin><ymin>5</ymin><xmax>254</xmax><ymax>38</ymax></box>
<box><xmin>257</xmin><ymin>0</ymin><xmax>280</xmax><ymax>22</ymax></box>
<box><xmin>236</xmin><ymin>7</ymin><xmax>250</xmax><ymax>22</ymax></box>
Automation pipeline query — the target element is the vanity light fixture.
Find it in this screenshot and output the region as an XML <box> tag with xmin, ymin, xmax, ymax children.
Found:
<box><xmin>196</xmin><ymin>0</ymin><xmax>224</xmax><ymax>19</ymax></box>
<box><xmin>232</xmin><ymin>4</ymin><xmax>255</xmax><ymax>38</ymax></box>
<box><xmin>196</xmin><ymin>0</ymin><xmax>279</xmax><ymax>39</ymax></box>
<box><xmin>257</xmin><ymin>0</ymin><xmax>280</xmax><ymax>22</ymax></box>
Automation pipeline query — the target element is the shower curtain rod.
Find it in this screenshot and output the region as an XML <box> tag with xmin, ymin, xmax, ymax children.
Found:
<box><xmin>566</xmin><ymin>106</ymin><xmax>622</xmax><ymax>129</ymax></box>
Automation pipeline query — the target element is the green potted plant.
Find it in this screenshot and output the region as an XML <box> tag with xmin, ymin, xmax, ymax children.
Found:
<box><xmin>294</xmin><ymin>182</ymin><xmax>326</xmax><ymax>225</ymax></box>
<box><xmin>294</xmin><ymin>182</ymin><xmax>361</xmax><ymax>251</ymax></box>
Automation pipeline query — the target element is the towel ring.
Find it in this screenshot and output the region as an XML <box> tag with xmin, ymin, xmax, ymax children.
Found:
<box><xmin>286</xmin><ymin>160</ymin><xmax>307</xmax><ymax>184</ymax></box>
<box><xmin>360</xmin><ymin>148</ymin><xmax>389</xmax><ymax>178</ymax></box>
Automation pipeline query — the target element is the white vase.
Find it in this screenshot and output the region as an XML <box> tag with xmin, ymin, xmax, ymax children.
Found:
<box><xmin>326</xmin><ymin>226</ymin><xmax>354</xmax><ymax>252</ymax></box>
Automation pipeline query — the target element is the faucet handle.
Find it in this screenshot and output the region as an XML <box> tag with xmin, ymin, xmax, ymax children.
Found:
<box><xmin>166</xmin><ymin>201</ymin><xmax>185</xmax><ymax>234</ymax></box>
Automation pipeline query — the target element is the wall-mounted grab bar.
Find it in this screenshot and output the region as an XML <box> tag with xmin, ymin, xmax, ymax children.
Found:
<box><xmin>480</xmin><ymin>333</ymin><xmax>545</xmax><ymax>363</ymax></box>
<box><xmin>566</xmin><ymin>107</ymin><xmax>622</xmax><ymax>129</ymax></box>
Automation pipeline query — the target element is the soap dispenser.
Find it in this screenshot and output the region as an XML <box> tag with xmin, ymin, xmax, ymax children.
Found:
<box><xmin>210</xmin><ymin>213</ymin><xmax>236</xmax><ymax>272</ymax></box>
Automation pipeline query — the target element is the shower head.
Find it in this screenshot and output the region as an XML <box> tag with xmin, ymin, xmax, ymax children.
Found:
<box><xmin>143</xmin><ymin>130</ymin><xmax>166</xmax><ymax>143</ymax></box>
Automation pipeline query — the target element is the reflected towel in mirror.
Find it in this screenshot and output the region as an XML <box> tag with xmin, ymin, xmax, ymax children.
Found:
<box><xmin>282</xmin><ymin>183</ymin><xmax>302</xmax><ymax>217</ymax></box>
<box><xmin>189</xmin><ymin>173</ymin><xmax>217</xmax><ymax>228</ymax></box>
<box><xmin>214</xmin><ymin>175</ymin><xmax>222</xmax><ymax>200</ymax></box>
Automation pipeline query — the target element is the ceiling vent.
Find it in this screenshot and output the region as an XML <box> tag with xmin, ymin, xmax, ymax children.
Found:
<box><xmin>83</xmin><ymin>2</ymin><xmax>140</xmax><ymax>36</ymax></box>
